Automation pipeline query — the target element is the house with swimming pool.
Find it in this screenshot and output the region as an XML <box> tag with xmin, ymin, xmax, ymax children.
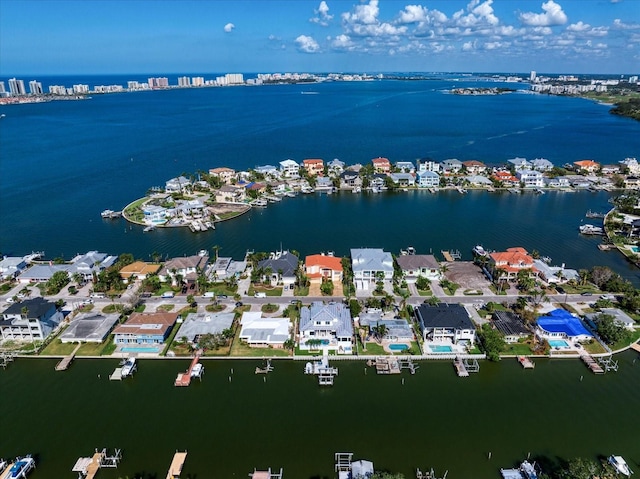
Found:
<box><xmin>535</xmin><ymin>309</ymin><xmax>593</xmax><ymax>344</ymax></box>
<box><xmin>112</xmin><ymin>312</ymin><xmax>178</xmax><ymax>345</ymax></box>
<box><xmin>414</xmin><ymin>303</ymin><xmax>476</xmax><ymax>346</ymax></box>
<box><xmin>299</xmin><ymin>301</ymin><xmax>354</xmax><ymax>354</ymax></box>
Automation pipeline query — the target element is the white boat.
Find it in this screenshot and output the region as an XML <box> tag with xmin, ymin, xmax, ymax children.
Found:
<box><xmin>143</xmin><ymin>225</ymin><xmax>156</xmax><ymax>232</ymax></box>
<box><xmin>121</xmin><ymin>357</ymin><xmax>137</xmax><ymax>378</ymax></box>
<box><xmin>579</xmin><ymin>224</ymin><xmax>604</xmax><ymax>235</ymax></box>
<box><xmin>0</xmin><ymin>460</ymin><xmax>7</xmax><ymax>474</ymax></box>
<box><xmin>609</xmin><ymin>456</ymin><xmax>633</xmax><ymax>477</ymax></box>
<box><xmin>520</xmin><ymin>460</ymin><xmax>538</xmax><ymax>479</ymax></box>
<box><xmin>190</xmin><ymin>363</ymin><xmax>204</xmax><ymax>378</ymax></box>
<box><xmin>472</xmin><ymin>245</ymin><xmax>488</xmax><ymax>257</ymax></box>
<box><xmin>352</xmin><ymin>186</ymin><xmax>361</xmax><ymax>194</ymax></box>
<box><xmin>101</xmin><ymin>209</ymin><xmax>114</xmax><ymax>218</ymax></box>
<box><xmin>205</xmin><ymin>221</ymin><xmax>214</xmax><ymax>230</ymax></box>
<box><xmin>534</xmin><ymin>188</ymin><xmax>545</xmax><ymax>195</ymax></box>
<box><xmin>6</xmin><ymin>456</ymin><xmax>35</xmax><ymax>479</ymax></box>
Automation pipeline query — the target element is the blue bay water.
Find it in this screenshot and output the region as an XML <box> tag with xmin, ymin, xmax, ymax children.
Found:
<box><xmin>1</xmin><ymin>76</ymin><xmax>639</xmax><ymax>282</ymax></box>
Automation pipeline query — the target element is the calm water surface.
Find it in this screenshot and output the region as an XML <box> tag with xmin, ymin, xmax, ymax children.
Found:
<box><xmin>1</xmin><ymin>354</ymin><xmax>639</xmax><ymax>478</ymax></box>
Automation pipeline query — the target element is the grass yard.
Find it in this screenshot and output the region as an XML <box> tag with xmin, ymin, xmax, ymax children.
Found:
<box><xmin>40</xmin><ymin>339</ymin><xmax>77</xmax><ymax>356</ymax></box>
<box><xmin>502</xmin><ymin>342</ymin><xmax>535</xmax><ymax>356</ymax></box>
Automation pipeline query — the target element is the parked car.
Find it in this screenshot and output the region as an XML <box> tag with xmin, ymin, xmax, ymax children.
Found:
<box><xmin>581</xmin><ymin>292</ymin><xmax>593</xmax><ymax>296</ymax></box>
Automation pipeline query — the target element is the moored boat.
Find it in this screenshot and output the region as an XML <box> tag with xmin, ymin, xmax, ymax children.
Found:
<box><xmin>579</xmin><ymin>224</ymin><xmax>604</xmax><ymax>235</ymax></box>
<box><xmin>472</xmin><ymin>245</ymin><xmax>488</xmax><ymax>257</ymax></box>
<box><xmin>5</xmin><ymin>456</ymin><xmax>35</xmax><ymax>479</ymax></box>
<box><xmin>121</xmin><ymin>357</ymin><xmax>137</xmax><ymax>378</ymax></box>
<box><xmin>190</xmin><ymin>363</ymin><xmax>204</xmax><ymax>378</ymax></box>
<box><xmin>608</xmin><ymin>455</ymin><xmax>633</xmax><ymax>477</ymax></box>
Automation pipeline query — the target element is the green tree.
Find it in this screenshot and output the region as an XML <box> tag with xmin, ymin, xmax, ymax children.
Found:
<box><xmin>594</xmin><ymin>313</ymin><xmax>630</xmax><ymax>346</ymax></box>
<box><xmin>320</xmin><ymin>279</ymin><xmax>334</xmax><ymax>296</ymax></box>
<box><xmin>415</xmin><ymin>276</ymin><xmax>430</xmax><ymax>291</ymax></box>
<box><xmin>559</xmin><ymin>457</ymin><xmax>600</xmax><ymax>479</ymax></box>
<box><xmin>477</xmin><ymin>323</ymin><xmax>505</xmax><ymax>362</ymax></box>
<box><xmin>186</xmin><ymin>294</ymin><xmax>195</xmax><ymax>305</ymax></box>
<box><xmin>620</xmin><ymin>290</ymin><xmax>640</xmax><ymax>313</ymax></box>
<box><xmin>349</xmin><ymin>299</ymin><xmax>362</xmax><ymax>318</ymax></box>
<box><xmin>46</xmin><ymin>270</ymin><xmax>70</xmax><ymax>295</ymax></box>
<box><xmin>372</xmin><ymin>322</ymin><xmax>388</xmax><ymax>342</ymax></box>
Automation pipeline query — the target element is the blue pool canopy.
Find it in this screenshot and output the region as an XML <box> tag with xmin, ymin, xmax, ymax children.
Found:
<box><xmin>537</xmin><ymin>309</ymin><xmax>592</xmax><ymax>338</ymax></box>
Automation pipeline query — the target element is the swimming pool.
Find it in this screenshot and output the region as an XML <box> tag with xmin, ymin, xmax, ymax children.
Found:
<box><xmin>548</xmin><ymin>339</ymin><xmax>570</xmax><ymax>348</ymax></box>
<box><xmin>388</xmin><ymin>343</ymin><xmax>409</xmax><ymax>351</ymax></box>
<box><xmin>120</xmin><ymin>346</ymin><xmax>161</xmax><ymax>353</ymax></box>
<box><xmin>430</xmin><ymin>345</ymin><xmax>453</xmax><ymax>353</ymax></box>
<box><xmin>631</xmin><ymin>246</ymin><xmax>640</xmax><ymax>254</ymax></box>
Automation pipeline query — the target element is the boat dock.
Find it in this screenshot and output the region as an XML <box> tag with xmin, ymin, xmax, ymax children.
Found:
<box><xmin>0</xmin><ymin>352</ymin><xmax>17</xmax><ymax>369</ymax></box>
<box><xmin>631</xmin><ymin>342</ymin><xmax>640</xmax><ymax>354</ymax></box>
<box><xmin>249</xmin><ymin>467</ymin><xmax>283</xmax><ymax>479</ymax></box>
<box><xmin>580</xmin><ymin>354</ymin><xmax>604</xmax><ymax>374</ymax></box>
<box><xmin>517</xmin><ymin>356</ymin><xmax>535</xmax><ymax>369</ymax></box>
<box><xmin>174</xmin><ymin>351</ymin><xmax>202</xmax><ymax>387</ymax></box>
<box><xmin>416</xmin><ymin>467</ymin><xmax>448</xmax><ymax>479</ymax></box>
<box><xmin>304</xmin><ymin>354</ymin><xmax>338</xmax><ymax>385</ymax></box>
<box><xmin>373</xmin><ymin>356</ymin><xmax>401</xmax><ymax>374</ymax></box>
<box><xmin>255</xmin><ymin>359</ymin><xmax>274</xmax><ymax>374</ymax></box>
<box><xmin>166</xmin><ymin>451</ymin><xmax>187</xmax><ymax>479</ymax></box>
<box><xmin>72</xmin><ymin>449</ymin><xmax>121</xmax><ymax>479</ymax></box>
<box><xmin>454</xmin><ymin>356</ymin><xmax>479</xmax><ymax>377</ymax></box>
<box><xmin>55</xmin><ymin>343</ymin><xmax>82</xmax><ymax>371</ymax></box>
<box><xmin>441</xmin><ymin>249</ymin><xmax>461</xmax><ymax>262</ymax></box>
<box><xmin>110</xmin><ymin>356</ymin><xmax>137</xmax><ymax>381</ymax></box>
<box><xmin>0</xmin><ymin>456</ymin><xmax>35</xmax><ymax>479</ymax></box>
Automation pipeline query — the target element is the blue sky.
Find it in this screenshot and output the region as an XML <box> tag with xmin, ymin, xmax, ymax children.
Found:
<box><xmin>1</xmin><ymin>0</ymin><xmax>639</xmax><ymax>75</ymax></box>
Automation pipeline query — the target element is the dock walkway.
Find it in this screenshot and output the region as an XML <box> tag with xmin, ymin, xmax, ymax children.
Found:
<box><xmin>631</xmin><ymin>343</ymin><xmax>640</xmax><ymax>354</ymax></box>
<box><xmin>453</xmin><ymin>357</ymin><xmax>469</xmax><ymax>377</ymax></box>
<box><xmin>175</xmin><ymin>351</ymin><xmax>202</xmax><ymax>387</ymax></box>
<box><xmin>581</xmin><ymin>353</ymin><xmax>604</xmax><ymax>374</ymax></box>
<box><xmin>517</xmin><ymin>356</ymin><xmax>535</xmax><ymax>369</ymax></box>
<box><xmin>166</xmin><ymin>451</ymin><xmax>187</xmax><ymax>479</ymax></box>
<box><xmin>441</xmin><ymin>251</ymin><xmax>454</xmax><ymax>262</ymax></box>
<box><xmin>56</xmin><ymin>343</ymin><xmax>82</xmax><ymax>371</ymax></box>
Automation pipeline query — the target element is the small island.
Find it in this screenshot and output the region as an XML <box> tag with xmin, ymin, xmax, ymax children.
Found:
<box><xmin>450</xmin><ymin>87</ymin><xmax>515</xmax><ymax>95</ymax></box>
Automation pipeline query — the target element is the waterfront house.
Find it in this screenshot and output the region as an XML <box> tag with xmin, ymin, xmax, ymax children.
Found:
<box><xmin>372</xmin><ymin>157</ymin><xmax>391</xmax><ymax>174</ymax></box>
<box><xmin>492</xmin><ymin>171</ymin><xmax>519</xmax><ymax>186</ymax></box>
<box><xmin>620</xmin><ymin>157</ymin><xmax>640</xmax><ymax>175</ymax></box>
<box><xmin>465</xmin><ymin>175</ymin><xmax>493</xmax><ymax>187</ymax></box>
<box><xmin>159</xmin><ymin>254</ymin><xmax>209</xmax><ymax>288</ymax></box>
<box><xmin>112</xmin><ymin>312</ymin><xmax>178</xmax><ymax>345</ymax></box>
<box><xmin>60</xmin><ymin>311</ymin><xmax>120</xmax><ymax>343</ymax></box>
<box><xmin>254</xmin><ymin>165</ymin><xmax>279</xmax><ymax>177</ymax></box>
<box><xmin>586</xmin><ymin>308</ymin><xmax>635</xmax><ymax>330</ymax></box>
<box><xmin>67</xmin><ymin>251</ymin><xmax>118</xmax><ymax>282</ymax></box>
<box><xmin>516</xmin><ymin>169</ymin><xmax>545</xmax><ymax>188</ymax></box>
<box><xmin>119</xmin><ymin>261</ymin><xmax>161</xmax><ymax>282</ymax></box>
<box><xmin>0</xmin><ymin>256</ymin><xmax>28</xmax><ymax>280</ymax></box>
<box><xmin>17</xmin><ymin>264</ymin><xmax>67</xmax><ymax>284</ymax></box>
<box><xmin>546</xmin><ymin>176</ymin><xmax>571</xmax><ymax>188</ymax></box>
<box><xmin>507</xmin><ymin>157</ymin><xmax>531</xmax><ymax>171</ymax></box>
<box><xmin>303</xmin><ymin>158</ymin><xmax>324</xmax><ymax>176</ymax></box>
<box><xmin>0</xmin><ymin>297</ymin><xmax>63</xmax><ymax>341</ymax></box>
<box><xmin>340</xmin><ymin>171</ymin><xmax>363</xmax><ymax>189</ymax></box>
<box><xmin>531</xmin><ymin>158</ymin><xmax>554</xmax><ymax>172</ymax></box>
<box><xmin>315</xmin><ymin>176</ymin><xmax>333</xmax><ymax>191</ymax></box>
<box><xmin>257</xmin><ymin>250</ymin><xmax>299</xmax><ymax>287</ymax></box>
<box><xmin>350</xmin><ymin>248</ymin><xmax>394</xmax><ymax>290</ymax></box>
<box><xmin>573</xmin><ymin>160</ymin><xmax>600</xmax><ymax>173</ymax></box>
<box><xmin>414</xmin><ymin>303</ymin><xmax>476</xmax><ymax>345</ymax></box>
<box><xmin>246</xmin><ymin>182</ymin><xmax>267</xmax><ymax>195</ymax></box>
<box><xmin>395</xmin><ymin>161</ymin><xmax>415</xmax><ymax>173</ymax></box>
<box><xmin>209</xmin><ymin>256</ymin><xmax>246</xmax><ymax>280</ymax></box>
<box><xmin>535</xmin><ymin>309</ymin><xmax>592</xmax><ymax>342</ymax></box>
<box><xmin>299</xmin><ymin>301</ymin><xmax>354</xmax><ymax>354</ymax></box>
<box><xmin>416</xmin><ymin>170</ymin><xmax>440</xmax><ymax>188</ymax></box>
<box><xmin>441</xmin><ymin>159</ymin><xmax>463</xmax><ymax>174</ymax></box>
<box><xmin>279</xmin><ymin>159</ymin><xmax>300</xmax><ymax>179</ymax></box>
<box><xmin>489</xmin><ymin>247</ymin><xmax>538</xmax><ymax>281</ymax></box>
<box><xmin>305</xmin><ymin>254</ymin><xmax>344</xmax><ymax>283</ymax></box>
<box><xmin>395</xmin><ymin>254</ymin><xmax>441</xmax><ymax>282</ymax></box>
<box><xmin>165</xmin><ymin>176</ymin><xmax>191</xmax><ymax>193</ymax></box>
<box><xmin>209</xmin><ymin>167</ymin><xmax>236</xmax><ymax>185</ymax></box>
<box><xmin>239</xmin><ymin>311</ymin><xmax>291</xmax><ymax>348</ymax></box>
<box><xmin>492</xmin><ymin>311</ymin><xmax>529</xmax><ymax>343</ymax></box>
<box><xmin>623</xmin><ymin>176</ymin><xmax>640</xmax><ymax>190</ymax></box>
<box><xmin>327</xmin><ymin>159</ymin><xmax>345</xmax><ymax>177</ymax></box>
<box><xmin>370</xmin><ymin>175</ymin><xmax>387</xmax><ymax>190</ymax></box>
<box><xmin>390</xmin><ymin>172</ymin><xmax>415</xmax><ymax>187</ymax></box>
<box><xmin>601</xmin><ymin>164</ymin><xmax>621</xmax><ymax>175</ymax></box>
<box><xmin>533</xmin><ymin>260</ymin><xmax>578</xmax><ymax>284</ymax></box>
<box><xmin>177</xmin><ymin>312</ymin><xmax>235</xmax><ymax>343</ymax></box>
<box><xmin>417</xmin><ymin>160</ymin><xmax>440</xmax><ymax>173</ymax></box>
<box><xmin>215</xmin><ymin>185</ymin><xmax>246</xmax><ymax>203</ymax></box>
<box><xmin>358</xmin><ymin>315</ymin><xmax>414</xmax><ymax>342</ymax></box>
<box><xmin>142</xmin><ymin>205</ymin><xmax>169</xmax><ymax>225</ymax></box>
<box><xmin>462</xmin><ymin>160</ymin><xmax>487</xmax><ymax>175</ymax></box>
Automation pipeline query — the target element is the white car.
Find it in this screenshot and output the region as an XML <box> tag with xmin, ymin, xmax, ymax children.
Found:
<box><xmin>5</xmin><ymin>297</ymin><xmax>16</xmax><ymax>303</ymax></box>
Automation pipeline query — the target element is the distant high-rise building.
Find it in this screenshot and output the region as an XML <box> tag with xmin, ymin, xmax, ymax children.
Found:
<box><xmin>0</xmin><ymin>82</ymin><xmax>5</xmax><ymax>93</ymax></box>
<box><xmin>530</xmin><ymin>71</ymin><xmax>537</xmax><ymax>82</ymax></box>
<box><xmin>29</xmin><ymin>80</ymin><xmax>43</xmax><ymax>95</ymax></box>
<box><xmin>8</xmin><ymin>78</ymin><xmax>26</xmax><ymax>96</ymax></box>
<box><xmin>178</xmin><ymin>76</ymin><xmax>191</xmax><ymax>87</ymax></box>
<box><xmin>629</xmin><ymin>75</ymin><xmax>639</xmax><ymax>84</ymax></box>
<box><xmin>225</xmin><ymin>73</ymin><xmax>244</xmax><ymax>85</ymax></box>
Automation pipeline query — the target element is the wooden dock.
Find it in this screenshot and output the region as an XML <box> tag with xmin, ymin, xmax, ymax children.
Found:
<box><xmin>630</xmin><ymin>343</ymin><xmax>640</xmax><ymax>354</ymax></box>
<box><xmin>174</xmin><ymin>352</ymin><xmax>201</xmax><ymax>387</ymax></box>
<box><xmin>453</xmin><ymin>357</ymin><xmax>469</xmax><ymax>377</ymax></box>
<box><xmin>56</xmin><ymin>343</ymin><xmax>82</xmax><ymax>371</ymax></box>
<box><xmin>374</xmin><ymin>357</ymin><xmax>401</xmax><ymax>374</ymax></box>
<box><xmin>441</xmin><ymin>251</ymin><xmax>455</xmax><ymax>262</ymax></box>
<box><xmin>166</xmin><ymin>451</ymin><xmax>187</xmax><ymax>479</ymax></box>
<box><xmin>581</xmin><ymin>354</ymin><xmax>604</xmax><ymax>374</ymax></box>
<box><xmin>517</xmin><ymin>356</ymin><xmax>535</xmax><ymax>369</ymax></box>
<box><xmin>72</xmin><ymin>448</ymin><xmax>121</xmax><ymax>479</ymax></box>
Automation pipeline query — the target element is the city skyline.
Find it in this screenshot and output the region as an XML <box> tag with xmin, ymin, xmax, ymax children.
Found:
<box><xmin>1</xmin><ymin>0</ymin><xmax>639</xmax><ymax>76</ymax></box>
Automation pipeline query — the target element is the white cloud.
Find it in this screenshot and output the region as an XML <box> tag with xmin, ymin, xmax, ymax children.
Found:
<box><xmin>462</xmin><ymin>40</ymin><xmax>476</xmax><ymax>51</ymax></box>
<box><xmin>332</xmin><ymin>34</ymin><xmax>355</xmax><ymax>50</ymax></box>
<box><xmin>310</xmin><ymin>1</ymin><xmax>334</xmax><ymax>26</ymax></box>
<box><xmin>519</xmin><ymin>1</ymin><xmax>567</xmax><ymax>27</ymax></box>
<box><xmin>567</xmin><ymin>21</ymin><xmax>590</xmax><ymax>32</ymax></box>
<box><xmin>452</xmin><ymin>0</ymin><xmax>499</xmax><ymax>28</ymax></box>
<box><xmin>295</xmin><ymin>35</ymin><xmax>320</xmax><ymax>53</ymax></box>
<box><xmin>342</xmin><ymin>0</ymin><xmax>407</xmax><ymax>37</ymax></box>
<box><xmin>224</xmin><ymin>23</ymin><xmax>235</xmax><ymax>33</ymax></box>
<box><xmin>612</xmin><ymin>19</ymin><xmax>640</xmax><ymax>30</ymax></box>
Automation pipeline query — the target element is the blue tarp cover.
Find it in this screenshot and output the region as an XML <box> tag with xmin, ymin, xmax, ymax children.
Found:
<box><xmin>536</xmin><ymin>309</ymin><xmax>592</xmax><ymax>338</ymax></box>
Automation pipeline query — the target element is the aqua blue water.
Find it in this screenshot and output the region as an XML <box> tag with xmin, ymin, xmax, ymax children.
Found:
<box><xmin>120</xmin><ymin>346</ymin><xmax>161</xmax><ymax>353</ymax></box>
<box><xmin>548</xmin><ymin>339</ymin><xmax>570</xmax><ymax>348</ymax></box>
<box><xmin>388</xmin><ymin>343</ymin><xmax>409</xmax><ymax>351</ymax></box>
<box><xmin>430</xmin><ymin>345</ymin><xmax>454</xmax><ymax>353</ymax></box>
<box><xmin>1</xmin><ymin>76</ymin><xmax>639</xmax><ymax>283</ymax></box>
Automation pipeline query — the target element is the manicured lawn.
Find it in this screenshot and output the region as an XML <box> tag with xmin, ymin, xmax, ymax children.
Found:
<box><xmin>417</xmin><ymin>289</ymin><xmax>432</xmax><ymax>296</ymax></box>
<box><xmin>360</xmin><ymin>342</ymin><xmax>386</xmax><ymax>355</ymax></box>
<box><xmin>205</xmin><ymin>283</ymin><xmax>238</xmax><ymax>296</ymax></box>
<box><xmin>261</xmin><ymin>303</ymin><xmax>279</xmax><ymax>313</ymax></box>
<box><xmin>502</xmin><ymin>343</ymin><xmax>534</xmax><ymax>355</ymax></box>
<box><xmin>581</xmin><ymin>340</ymin><xmax>607</xmax><ymax>355</ymax></box>
<box><xmin>40</xmin><ymin>339</ymin><xmax>77</xmax><ymax>356</ymax></box>
<box><xmin>77</xmin><ymin>337</ymin><xmax>117</xmax><ymax>356</ymax></box>
<box><xmin>205</xmin><ymin>304</ymin><xmax>227</xmax><ymax>312</ymax></box>
<box><xmin>612</xmin><ymin>329</ymin><xmax>640</xmax><ymax>351</ymax></box>
<box><xmin>156</xmin><ymin>304</ymin><xmax>175</xmax><ymax>312</ymax></box>
<box><xmin>229</xmin><ymin>325</ymin><xmax>290</xmax><ymax>357</ymax></box>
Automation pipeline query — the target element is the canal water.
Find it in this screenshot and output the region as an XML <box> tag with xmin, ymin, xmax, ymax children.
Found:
<box><xmin>2</xmin><ymin>353</ymin><xmax>639</xmax><ymax>478</ymax></box>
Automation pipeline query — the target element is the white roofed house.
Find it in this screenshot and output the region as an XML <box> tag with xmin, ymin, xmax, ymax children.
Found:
<box><xmin>350</xmin><ymin>248</ymin><xmax>394</xmax><ymax>290</ymax></box>
<box><xmin>620</xmin><ymin>157</ymin><xmax>640</xmax><ymax>175</ymax></box>
<box><xmin>507</xmin><ymin>157</ymin><xmax>531</xmax><ymax>171</ymax></box>
<box><xmin>466</xmin><ymin>175</ymin><xmax>493</xmax><ymax>187</ymax></box>
<box><xmin>389</xmin><ymin>172</ymin><xmax>415</xmax><ymax>187</ymax></box>
<box><xmin>239</xmin><ymin>311</ymin><xmax>292</xmax><ymax>348</ymax></box>
<box><xmin>516</xmin><ymin>169</ymin><xmax>545</xmax><ymax>188</ymax></box>
<box><xmin>441</xmin><ymin>159</ymin><xmax>463</xmax><ymax>174</ymax></box>
<box><xmin>254</xmin><ymin>164</ymin><xmax>278</xmax><ymax>177</ymax></box>
<box><xmin>165</xmin><ymin>175</ymin><xmax>192</xmax><ymax>193</ymax></box>
<box><xmin>417</xmin><ymin>160</ymin><xmax>440</xmax><ymax>173</ymax></box>
<box><xmin>0</xmin><ymin>297</ymin><xmax>63</xmax><ymax>341</ymax></box>
<box><xmin>142</xmin><ymin>204</ymin><xmax>169</xmax><ymax>225</ymax></box>
<box><xmin>546</xmin><ymin>176</ymin><xmax>570</xmax><ymax>188</ymax></box>
<box><xmin>0</xmin><ymin>256</ymin><xmax>28</xmax><ymax>280</ymax></box>
<box><xmin>416</xmin><ymin>170</ymin><xmax>440</xmax><ymax>188</ymax></box>
<box><xmin>299</xmin><ymin>301</ymin><xmax>354</xmax><ymax>354</ymax></box>
<box><xmin>279</xmin><ymin>159</ymin><xmax>300</xmax><ymax>179</ymax></box>
<box><xmin>327</xmin><ymin>158</ymin><xmax>345</xmax><ymax>177</ymax></box>
<box><xmin>67</xmin><ymin>251</ymin><xmax>118</xmax><ymax>282</ymax></box>
<box><xmin>395</xmin><ymin>161</ymin><xmax>415</xmax><ymax>173</ymax></box>
<box><xmin>531</xmin><ymin>158</ymin><xmax>554</xmax><ymax>172</ymax></box>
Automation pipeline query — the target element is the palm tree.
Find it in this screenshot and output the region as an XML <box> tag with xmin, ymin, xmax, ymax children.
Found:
<box><xmin>578</xmin><ymin>269</ymin><xmax>589</xmax><ymax>287</ymax></box>
<box><xmin>494</xmin><ymin>268</ymin><xmax>506</xmax><ymax>294</ymax></box>
<box><xmin>529</xmin><ymin>289</ymin><xmax>548</xmax><ymax>311</ymax></box>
